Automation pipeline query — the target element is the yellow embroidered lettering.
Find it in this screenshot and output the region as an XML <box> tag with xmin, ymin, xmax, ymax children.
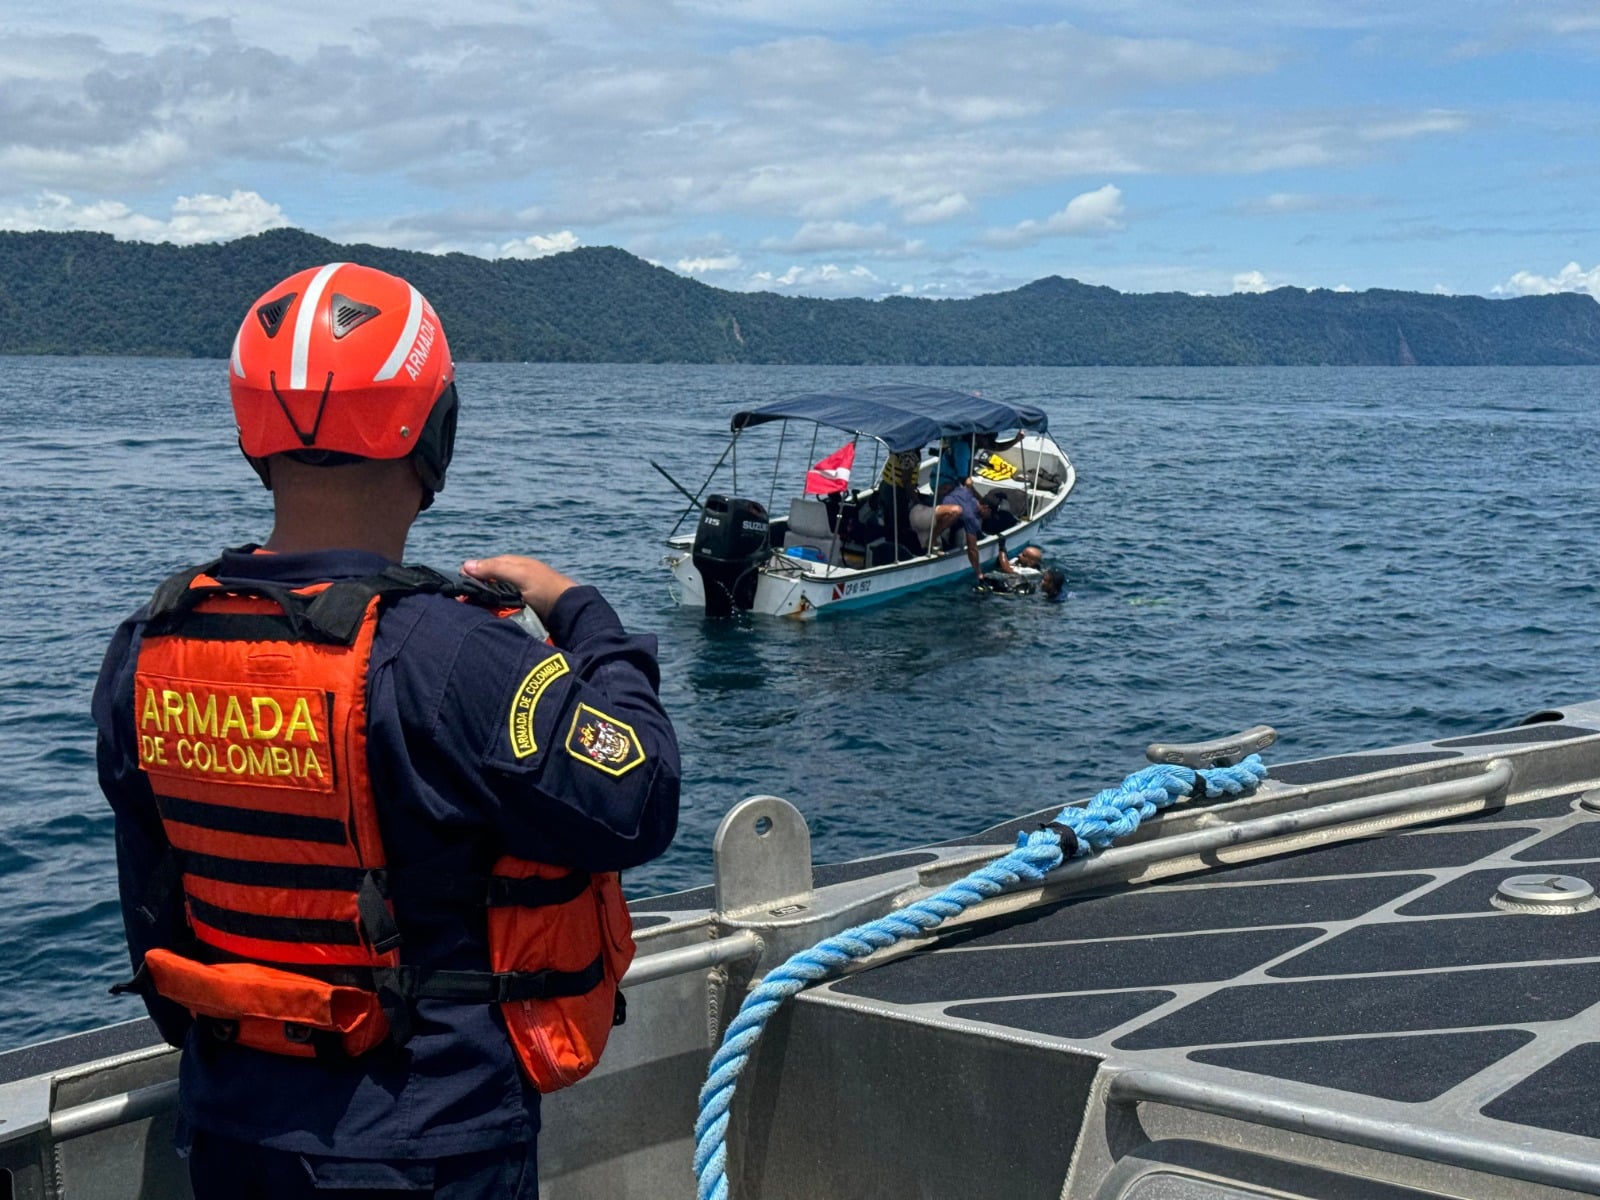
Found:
<box><xmin>247</xmin><ymin>744</ymin><xmax>272</xmax><ymax>775</ymax></box>
<box><xmin>139</xmin><ymin>734</ymin><xmax>168</xmax><ymax>766</ymax></box>
<box><xmin>221</xmin><ymin>695</ymin><xmax>248</xmax><ymax>738</ymax></box>
<box><xmin>162</xmin><ymin>689</ymin><xmax>185</xmax><ymax>730</ymax></box>
<box><xmin>252</xmin><ymin>696</ymin><xmax>283</xmax><ymax>739</ymax></box>
<box><xmin>285</xmin><ymin>697</ymin><xmax>319</xmax><ymax>742</ymax></box>
<box><xmin>141</xmin><ymin>688</ymin><xmax>163</xmax><ymax>732</ymax></box>
<box><xmin>185</xmin><ymin>692</ymin><xmax>218</xmax><ymax>737</ymax></box>
<box><xmin>302</xmin><ymin>747</ymin><xmax>325</xmax><ymax>778</ymax></box>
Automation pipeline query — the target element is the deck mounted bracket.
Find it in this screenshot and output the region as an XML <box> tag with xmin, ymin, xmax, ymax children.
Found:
<box><xmin>713</xmin><ymin>795</ymin><xmax>813</xmax><ymax>918</ymax></box>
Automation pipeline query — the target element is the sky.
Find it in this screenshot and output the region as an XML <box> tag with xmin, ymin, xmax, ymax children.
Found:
<box><xmin>1</xmin><ymin>1</ymin><xmax>1597</xmax><ymax>301</ymax></box>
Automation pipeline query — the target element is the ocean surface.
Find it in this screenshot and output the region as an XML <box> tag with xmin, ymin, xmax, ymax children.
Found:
<box><xmin>2</xmin><ymin>359</ymin><xmax>1598</xmax><ymax>1048</ymax></box>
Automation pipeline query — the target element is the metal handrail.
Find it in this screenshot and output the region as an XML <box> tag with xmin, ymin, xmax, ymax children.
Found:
<box><xmin>921</xmin><ymin>759</ymin><xmax>1515</xmax><ymax>891</ymax></box>
<box><xmin>47</xmin><ymin>932</ymin><xmax>765</xmax><ymax>1144</ymax></box>
<box><xmin>1109</xmin><ymin>1067</ymin><xmax>1600</xmax><ymax>1195</ymax></box>
<box><xmin>1052</xmin><ymin>758</ymin><xmax>1512</xmax><ymax>886</ymax></box>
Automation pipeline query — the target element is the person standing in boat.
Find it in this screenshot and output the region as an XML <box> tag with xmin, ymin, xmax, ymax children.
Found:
<box><xmin>92</xmin><ymin>263</ymin><xmax>680</xmax><ymax>1199</ymax></box>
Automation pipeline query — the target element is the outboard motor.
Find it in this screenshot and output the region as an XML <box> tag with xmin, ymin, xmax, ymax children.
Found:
<box><xmin>692</xmin><ymin>495</ymin><xmax>770</xmax><ymax>617</ymax></box>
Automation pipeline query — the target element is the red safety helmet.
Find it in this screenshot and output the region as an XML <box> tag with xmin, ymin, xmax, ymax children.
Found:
<box><xmin>228</xmin><ymin>262</ymin><xmax>458</xmax><ymax>504</ymax></box>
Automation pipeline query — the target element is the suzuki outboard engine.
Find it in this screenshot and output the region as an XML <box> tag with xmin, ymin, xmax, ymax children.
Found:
<box><xmin>692</xmin><ymin>495</ymin><xmax>770</xmax><ymax>617</ymax></box>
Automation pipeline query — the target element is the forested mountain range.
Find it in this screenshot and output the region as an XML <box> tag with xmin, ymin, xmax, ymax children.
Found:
<box><xmin>2</xmin><ymin>228</ymin><xmax>1597</xmax><ymax>365</ymax></box>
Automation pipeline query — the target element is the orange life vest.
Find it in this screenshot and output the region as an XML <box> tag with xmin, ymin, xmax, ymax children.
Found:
<box><xmin>121</xmin><ymin>561</ymin><xmax>635</xmax><ymax>1092</ymax></box>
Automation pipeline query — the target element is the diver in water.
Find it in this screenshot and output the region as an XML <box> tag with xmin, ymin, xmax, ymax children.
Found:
<box><xmin>978</xmin><ymin>566</ymin><xmax>1066</xmax><ymax>599</ymax></box>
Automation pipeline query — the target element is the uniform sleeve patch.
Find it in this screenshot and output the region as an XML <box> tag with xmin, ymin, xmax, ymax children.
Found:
<box><xmin>564</xmin><ymin>703</ymin><xmax>646</xmax><ymax>777</ymax></box>
<box><xmin>507</xmin><ymin>654</ymin><xmax>570</xmax><ymax>759</ymax></box>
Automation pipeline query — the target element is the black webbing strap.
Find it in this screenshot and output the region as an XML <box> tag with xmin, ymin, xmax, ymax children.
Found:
<box><xmin>387</xmin><ymin>954</ymin><xmax>605</xmax><ymax>1004</ymax></box>
<box><xmin>375</xmin><ymin>866</ymin><xmax>591</xmax><ymax>909</ymax></box>
<box><xmin>146</xmin><ymin>559</ymin><xmax>224</xmax><ymax>621</ymax></box>
<box><xmin>143</xmin><ymin>560</ymin><xmax>525</xmax><ymax>647</ymax></box>
<box><xmin>356</xmin><ymin>870</ymin><xmax>404</xmax><ymax>955</ymax></box>
<box><xmin>486</xmin><ymin>870</ymin><xmax>592</xmax><ymax>908</ymax></box>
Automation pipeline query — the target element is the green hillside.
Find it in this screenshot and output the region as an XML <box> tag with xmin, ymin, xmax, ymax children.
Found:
<box><xmin>2</xmin><ymin>228</ymin><xmax>1596</xmax><ymax>365</ymax></box>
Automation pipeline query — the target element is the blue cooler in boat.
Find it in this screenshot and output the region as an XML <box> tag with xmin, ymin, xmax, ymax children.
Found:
<box><xmin>784</xmin><ymin>546</ymin><xmax>824</xmax><ymax>562</ymax></box>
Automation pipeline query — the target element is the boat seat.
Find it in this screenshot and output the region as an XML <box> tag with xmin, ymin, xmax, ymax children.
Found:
<box><xmin>785</xmin><ymin>497</ymin><xmax>842</xmax><ymax>565</ymax></box>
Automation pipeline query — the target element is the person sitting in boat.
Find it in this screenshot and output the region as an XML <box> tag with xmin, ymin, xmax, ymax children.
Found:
<box><xmin>935</xmin><ymin>437</ymin><xmax>974</xmax><ymax>498</ymax></box>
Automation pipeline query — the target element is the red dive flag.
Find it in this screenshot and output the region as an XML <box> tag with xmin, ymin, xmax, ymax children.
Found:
<box><xmin>804</xmin><ymin>442</ymin><xmax>855</xmax><ymax>494</ymax></box>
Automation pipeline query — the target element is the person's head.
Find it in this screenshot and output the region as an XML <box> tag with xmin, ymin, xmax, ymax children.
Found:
<box><xmin>228</xmin><ymin>263</ymin><xmax>458</xmax><ymax>517</ymax></box>
<box><xmin>1017</xmin><ymin>545</ymin><xmax>1043</xmax><ymax>570</ymax></box>
<box><xmin>1041</xmin><ymin>568</ymin><xmax>1065</xmax><ymax>599</ymax></box>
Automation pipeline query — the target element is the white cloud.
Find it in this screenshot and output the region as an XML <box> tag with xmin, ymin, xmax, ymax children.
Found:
<box><xmin>0</xmin><ymin>189</ymin><xmax>287</xmax><ymax>242</ymax></box>
<box><xmin>1232</xmin><ymin>270</ymin><xmax>1272</xmax><ymax>293</ymax></box>
<box><xmin>1333</xmin><ymin>283</ymin><xmax>1355</xmax><ymax>292</ymax></box>
<box><xmin>1495</xmin><ymin>261</ymin><xmax>1600</xmax><ymax>300</ymax></box>
<box><xmin>762</xmin><ymin>220</ymin><xmax>926</xmax><ymax>257</ymax></box>
<box><xmin>982</xmin><ymin>184</ymin><xmax>1125</xmax><ymax>247</ymax></box>
<box><xmin>748</xmin><ymin>262</ymin><xmax>883</xmax><ymax>296</ymax></box>
<box><xmin>1235</xmin><ymin>191</ymin><xmax>1379</xmax><ymax>216</ymax></box>
<box><xmin>498</xmin><ymin>231</ymin><xmax>581</xmax><ymax>258</ymax></box>
<box><xmin>677</xmin><ymin>253</ymin><xmax>742</xmax><ymax>273</ymax></box>
<box><xmin>901</xmin><ymin>193</ymin><xmax>972</xmax><ymax>225</ymax></box>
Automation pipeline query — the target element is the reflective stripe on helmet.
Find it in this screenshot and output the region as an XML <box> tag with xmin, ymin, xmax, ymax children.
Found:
<box><xmin>373</xmin><ymin>285</ymin><xmax>424</xmax><ymax>383</ymax></box>
<box><xmin>290</xmin><ymin>262</ymin><xmax>346</xmax><ymax>390</ymax></box>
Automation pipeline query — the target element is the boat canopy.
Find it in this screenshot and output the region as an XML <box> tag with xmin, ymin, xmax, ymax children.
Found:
<box><xmin>730</xmin><ymin>383</ymin><xmax>1048</xmax><ymax>453</ymax></box>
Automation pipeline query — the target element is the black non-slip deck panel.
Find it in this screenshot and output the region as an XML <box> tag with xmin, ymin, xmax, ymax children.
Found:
<box><xmin>1512</xmin><ymin>822</ymin><xmax>1600</xmax><ymax>862</ymax></box>
<box><xmin>1480</xmin><ymin>1042</ymin><xmax>1600</xmax><ymax>1140</ymax></box>
<box><xmin>936</xmin><ymin>875</ymin><xmax>1429</xmax><ymax>948</ymax></box>
<box><xmin>1398</xmin><ymin>862</ymin><xmax>1600</xmax><ymax>916</ymax></box>
<box><xmin>1114</xmin><ymin>962</ymin><xmax>1600</xmax><ymax>1050</ymax></box>
<box><xmin>0</xmin><ymin>1019</ymin><xmax>163</xmax><ymax>1087</ymax></box>
<box><xmin>1450</xmin><ymin>791</ymin><xmax>1586</xmax><ymax>823</ymax></box>
<box><xmin>831</xmin><ymin>926</ymin><xmax>1321</xmax><ymax>1005</ymax></box>
<box><xmin>1268</xmin><ymin>752</ymin><xmax>1460</xmax><ymax>786</ymax></box>
<box><xmin>946</xmin><ymin>990</ymin><xmax>1176</xmax><ymax>1040</ymax></box>
<box><xmin>1436</xmin><ymin>725</ymin><xmax>1597</xmax><ymax>748</ymax></box>
<box><xmin>1270</xmin><ymin>909</ymin><xmax>1600</xmax><ymax>977</ymax></box>
<box><xmin>1190</xmin><ymin>1029</ymin><xmax>1535</xmax><ymax>1103</ymax></box>
<box><xmin>1157</xmin><ymin>827</ymin><xmax>1528</xmax><ymax>886</ymax></box>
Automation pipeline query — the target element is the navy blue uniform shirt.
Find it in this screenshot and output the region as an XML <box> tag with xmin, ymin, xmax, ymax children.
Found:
<box><xmin>93</xmin><ymin>546</ymin><xmax>680</xmax><ymax>1160</ymax></box>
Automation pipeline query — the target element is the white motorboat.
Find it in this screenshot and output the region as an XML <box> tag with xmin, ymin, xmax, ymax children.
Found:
<box><xmin>662</xmin><ymin>383</ymin><xmax>1075</xmax><ymax>617</ymax></box>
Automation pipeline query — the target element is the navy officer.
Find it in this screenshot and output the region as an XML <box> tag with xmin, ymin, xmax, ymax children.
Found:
<box><xmin>93</xmin><ymin>263</ymin><xmax>679</xmax><ymax>1199</ymax></box>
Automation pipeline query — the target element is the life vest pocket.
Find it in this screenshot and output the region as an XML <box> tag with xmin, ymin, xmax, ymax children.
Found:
<box><xmin>488</xmin><ymin>860</ymin><xmax>637</xmax><ymax>1091</ymax></box>
<box><xmin>144</xmin><ymin>948</ymin><xmax>389</xmax><ymax>1058</ymax></box>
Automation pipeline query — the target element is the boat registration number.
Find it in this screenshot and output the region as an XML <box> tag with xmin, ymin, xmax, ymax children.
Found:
<box><xmin>831</xmin><ymin>579</ymin><xmax>873</xmax><ymax>600</ymax></box>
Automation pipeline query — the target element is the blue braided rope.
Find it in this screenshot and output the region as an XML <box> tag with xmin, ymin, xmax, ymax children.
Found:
<box><xmin>692</xmin><ymin>755</ymin><xmax>1268</xmax><ymax>1200</ymax></box>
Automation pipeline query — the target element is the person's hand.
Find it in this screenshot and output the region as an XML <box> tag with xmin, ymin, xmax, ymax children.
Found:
<box><xmin>461</xmin><ymin>555</ymin><xmax>577</xmax><ymax>622</ymax></box>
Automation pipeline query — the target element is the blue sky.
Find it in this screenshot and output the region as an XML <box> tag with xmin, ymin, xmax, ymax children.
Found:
<box><xmin>2</xmin><ymin>0</ymin><xmax>1596</xmax><ymax>300</ymax></box>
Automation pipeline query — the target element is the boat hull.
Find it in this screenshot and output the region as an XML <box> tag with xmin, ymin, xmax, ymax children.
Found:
<box><xmin>14</xmin><ymin>704</ymin><xmax>1600</xmax><ymax>1198</ymax></box>
<box><xmin>667</xmin><ymin>444</ymin><xmax>1075</xmax><ymax>618</ymax></box>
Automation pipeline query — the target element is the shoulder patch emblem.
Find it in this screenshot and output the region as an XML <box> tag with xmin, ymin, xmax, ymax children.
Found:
<box><xmin>564</xmin><ymin>704</ymin><xmax>646</xmax><ymax>777</ymax></box>
<box><xmin>507</xmin><ymin>654</ymin><xmax>570</xmax><ymax>759</ymax></box>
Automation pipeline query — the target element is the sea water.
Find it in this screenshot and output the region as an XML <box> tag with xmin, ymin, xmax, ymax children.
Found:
<box><xmin>2</xmin><ymin>359</ymin><xmax>1597</xmax><ymax>1047</ymax></box>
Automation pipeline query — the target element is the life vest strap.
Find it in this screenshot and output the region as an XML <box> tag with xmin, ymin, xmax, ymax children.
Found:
<box><xmin>145</xmin><ymin>561</ymin><xmax>526</xmax><ymax>648</ymax></box>
<box><xmin>188</xmin><ymin>893</ymin><xmax>364</xmax><ymax>947</ymax></box>
<box><xmin>183</xmin><ymin>951</ymin><xmax>607</xmax><ymax>1004</ymax></box>
<box><xmin>388</xmin><ymin>955</ymin><xmax>605</xmax><ymax>1004</ymax></box>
